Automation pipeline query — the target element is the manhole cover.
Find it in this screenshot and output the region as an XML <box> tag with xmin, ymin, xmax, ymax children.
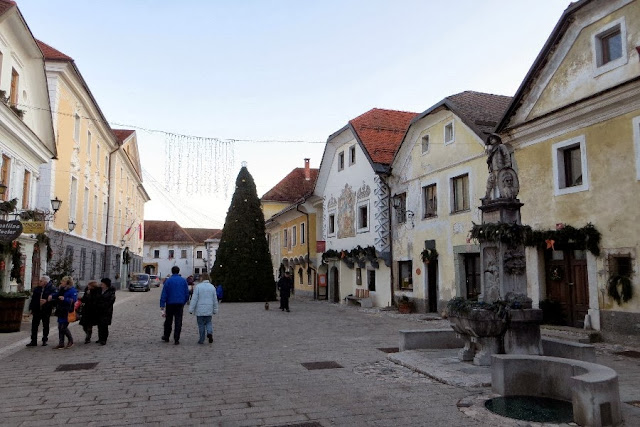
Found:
<box><xmin>626</xmin><ymin>401</ymin><xmax>640</xmax><ymax>408</ymax></box>
<box><xmin>55</xmin><ymin>362</ymin><xmax>99</xmax><ymax>372</ymax></box>
<box><xmin>613</xmin><ymin>350</ymin><xmax>640</xmax><ymax>358</ymax></box>
<box><xmin>378</xmin><ymin>347</ymin><xmax>399</xmax><ymax>353</ymax></box>
<box><xmin>301</xmin><ymin>361</ymin><xmax>343</xmax><ymax>370</ymax></box>
<box><xmin>485</xmin><ymin>396</ymin><xmax>573</xmax><ymax>423</ymax></box>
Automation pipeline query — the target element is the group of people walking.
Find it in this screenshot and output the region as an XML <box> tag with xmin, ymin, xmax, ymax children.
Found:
<box><xmin>27</xmin><ymin>275</ymin><xmax>116</xmax><ymax>349</ymax></box>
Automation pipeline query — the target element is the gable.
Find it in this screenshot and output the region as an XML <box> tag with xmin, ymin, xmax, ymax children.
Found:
<box><xmin>500</xmin><ymin>0</ymin><xmax>639</xmax><ymax>130</ymax></box>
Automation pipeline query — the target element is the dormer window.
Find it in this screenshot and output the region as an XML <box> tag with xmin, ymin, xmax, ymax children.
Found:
<box><xmin>592</xmin><ymin>17</ymin><xmax>627</xmax><ymax>76</ymax></box>
<box><xmin>444</xmin><ymin>121</ymin><xmax>454</xmax><ymax>145</ymax></box>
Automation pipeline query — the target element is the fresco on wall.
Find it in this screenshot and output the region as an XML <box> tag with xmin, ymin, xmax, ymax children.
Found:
<box><xmin>337</xmin><ymin>183</ymin><xmax>355</xmax><ymax>238</ymax></box>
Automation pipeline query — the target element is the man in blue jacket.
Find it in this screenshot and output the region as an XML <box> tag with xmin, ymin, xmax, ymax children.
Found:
<box><xmin>26</xmin><ymin>275</ymin><xmax>56</xmax><ymax>347</ymax></box>
<box><xmin>160</xmin><ymin>266</ymin><xmax>189</xmax><ymax>345</ymax></box>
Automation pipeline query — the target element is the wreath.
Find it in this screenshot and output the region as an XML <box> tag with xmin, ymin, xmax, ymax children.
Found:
<box><xmin>549</xmin><ymin>266</ymin><xmax>563</xmax><ymax>281</ymax></box>
<box><xmin>421</xmin><ymin>248</ymin><xmax>438</xmax><ymax>264</ymax></box>
<box><xmin>607</xmin><ymin>275</ymin><xmax>633</xmax><ymax>305</ymax></box>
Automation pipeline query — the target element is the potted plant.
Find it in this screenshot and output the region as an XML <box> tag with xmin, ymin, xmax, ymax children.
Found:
<box><xmin>0</xmin><ymin>288</ymin><xmax>30</xmax><ymax>332</ymax></box>
<box><xmin>397</xmin><ymin>295</ymin><xmax>415</xmax><ymax>314</ymax></box>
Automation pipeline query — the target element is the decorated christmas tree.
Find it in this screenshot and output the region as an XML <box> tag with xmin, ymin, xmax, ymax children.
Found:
<box><xmin>210</xmin><ymin>165</ymin><xmax>276</xmax><ymax>302</ymax></box>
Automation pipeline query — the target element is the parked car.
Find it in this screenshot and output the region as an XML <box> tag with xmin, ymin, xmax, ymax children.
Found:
<box><xmin>149</xmin><ymin>275</ymin><xmax>161</xmax><ymax>287</ymax></box>
<box><xmin>128</xmin><ymin>273</ymin><xmax>151</xmax><ymax>292</ymax></box>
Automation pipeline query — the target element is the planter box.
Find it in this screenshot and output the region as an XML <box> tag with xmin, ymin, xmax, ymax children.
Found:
<box><xmin>0</xmin><ymin>296</ymin><xmax>27</xmax><ymax>333</ymax></box>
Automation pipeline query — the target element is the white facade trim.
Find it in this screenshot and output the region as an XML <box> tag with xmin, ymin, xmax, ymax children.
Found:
<box><xmin>551</xmin><ymin>135</ymin><xmax>590</xmax><ymax>196</ymax></box>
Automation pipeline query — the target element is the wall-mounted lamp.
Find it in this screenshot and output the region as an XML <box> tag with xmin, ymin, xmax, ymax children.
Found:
<box><xmin>391</xmin><ymin>193</ymin><xmax>414</xmax><ymax>228</ymax></box>
<box><xmin>68</xmin><ymin>220</ymin><xmax>76</xmax><ymax>232</ymax></box>
<box><xmin>50</xmin><ymin>197</ymin><xmax>62</xmax><ymax>213</ymax></box>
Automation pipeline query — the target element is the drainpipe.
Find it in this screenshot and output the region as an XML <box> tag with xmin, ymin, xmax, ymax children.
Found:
<box><xmin>104</xmin><ymin>144</ymin><xmax>120</xmax><ymax>278</ymax></box>
<box><xmin>378</xmin><ymin>174</ymin><xmax>395</xmax><ymax>307</ymax></box>
<box><xmin>296</xmin><ymin>202</ymin><xmax>314</xmax><ymax>299</ymax></box>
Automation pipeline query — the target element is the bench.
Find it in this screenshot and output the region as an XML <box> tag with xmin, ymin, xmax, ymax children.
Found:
<box><xmin>492</xmin><ymin>354</ymin><xmax>622</xmax><ymax>427</ymax></box>
<box><xmin>345</xmin><ymin>296</ymin><xmax>373</xmax><ymax>308</ymax></box>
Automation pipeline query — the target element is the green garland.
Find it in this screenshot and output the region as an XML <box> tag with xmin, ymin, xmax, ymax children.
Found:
<box><xmin>420</xmin><ymin>248</ymin><xmax>438</xmax><ymax>264</ymax></box>
<box><xmin>607</xmin><ymin>275</ymin><xmax>633</xmax><ymax>305</ymax></box>
<box><xmin>470</xmin><ymin>222</ymin><xmax>601</xmax><ymax>256</ymax></box>
<box><xmin>322</xmin><ymin>245</ymin><xmax>377</xmax><ymax>264</ymax></box>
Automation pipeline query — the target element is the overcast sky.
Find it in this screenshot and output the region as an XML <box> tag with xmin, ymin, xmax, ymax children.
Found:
<box><xmin>19</xmin><ymin>0</ymin><xmax>570</xmax><ymax>229</ymax></box>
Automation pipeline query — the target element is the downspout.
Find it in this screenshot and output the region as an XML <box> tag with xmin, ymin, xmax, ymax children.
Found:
<box><xmin>104</xmin><ymin>145</ymin><xmax>120</xmax><ymax>275</ymax></box>
<box><xmin>296</xmin><ymin>203</ymin><xmax>313</xmax><ymax>300</ymax></box>
<box><xmin>378</xmin><ymin>173</ymin><xmax>395</xmax><ymax>306</ymax></box>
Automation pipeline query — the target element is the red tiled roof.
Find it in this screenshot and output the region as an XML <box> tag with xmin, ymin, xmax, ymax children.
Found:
<box><xmin>183</xmin><ymin>228</ymin><xmax>222</xmax><ymax>243</ymax></box>
<box><xmin>350</xmin><ymin>108</ymin><xmax>418</xmax><ymax>165</ymax></box>
<box><xmin>36</xmin><ymin>40</ymin><xmax>73</xmax><ymax>61</ymax></box>
<box><xmin>261</xmin><ymin>167</ymin><xmax>319</xmax><ymax>202</ymax></box>
<box><xmin>144</xmin><ymin>221</ymin><xmax>194</xmax><ymax>243</ymax></box>
<box><xmin>0</xmin><ymin>1</ymin><xmax>16</xmax><ymax>18</ymax></box>
<box><xmin>113</xmin><ymin>129</ymin><xmax>135</xmax><ymax>143</ymax></box>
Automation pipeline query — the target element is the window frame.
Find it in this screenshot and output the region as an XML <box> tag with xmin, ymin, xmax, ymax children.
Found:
<box><xmin>451</xmin><ymin>173</ymin><xmax>470</xmax><ymax>213</ymax></box>
<box><xmin>292</xmin><ymin>225</ymin><xmax>297</xmax><ymax>246</ymax></box>
<box><xmin>180</xmin><ymin>249</ymin><xmax>187</xmax><ymax>259</ymax></box>
<box><xmin>395</xmin><ymin>192</ymin><xmax>407</xmax><ymax>224</ymax></box>
<box><xmin>349</xmin><ymin>145</ymin><xmax>356</xmax><ymax>166</ymax></box>
<box><xmin>398</xmin><ymin>260</ymin><xmax>413</xmax><ymax>290</ymax></box>
<box><xmin>1</xmin><ymin>154</ymin><xmax>10</xmax><ymax>201</ymax></box>
<box><xmin>196</xmin><ymin>250</ymin><xmax>203</xmax><ymax>259</ymax></box>
<box><xmin>592</xmin><ymin>17</ymin><xmax>627</xmax><ymax>76</ymax></box>
<box><xmin>328</xmin><ymin>212</ymin><xmax>336</xmax><ymax>236</ymax></box>
<box><xmin>367</xmin><ymin>269</ymin><xmax>376</xmax><ymax>292</ymax></box>
<box><xmin>153</xmin><ymin>250</ymin><xmax>160</xmax><ymax>259</ymax></box>
<box><xmin>21</xmin><ymin>169</ymin><xmax>30</xmax><ymax>209</ymax></box>
<box><xmin>357</xmin><ymin>201</ymin><xmax>369</xmax><ymax>232</ymax></box>
<box><xmin>338</xmin><ymin>151</ymin><xmax>345</xmax><ymax>171</ymax></box>
<box><xmin>422</xmin><ymin>182</ymin><xmax>437</xmax><ymax>219</ymax></box>
<box><xmin>300</xmin><ymin>222</ymin><xmax>306</xmax><ymax>244</ymax></box>
<box><xmin>552</xmin><ymin>136</ymin><xmax>589</xmax><ymax>196</ymax></box>
<box><xmin>444</xmin><ymin>121</ymin><xmax>455</xmax><ymax>145</ymax></box>
<box><xmin>168</xmin><ymin>249</ymin><xmax>174</xmax><ymax>259</ymax></box>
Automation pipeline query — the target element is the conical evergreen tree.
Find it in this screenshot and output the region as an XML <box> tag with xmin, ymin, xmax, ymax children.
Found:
<box><xmin>210</xmin><ymin>166</ymin><xmax>276</xmax><ymax>302</ymax></box>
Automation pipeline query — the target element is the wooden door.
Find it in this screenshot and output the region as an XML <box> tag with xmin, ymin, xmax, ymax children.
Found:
<box><xmin>546</xmin><ymin>249</ymin><xmax>589</xmax><ymax>327</ymax></box>
<box><xmin>330</xmin><ymin>266</ymin><xmax>340</xmax><ymax>303</ymax></box>
<box><xmin>427</xmin><ymin>260</ymin><xmax>438</xmax><ymax>312</ymax></box>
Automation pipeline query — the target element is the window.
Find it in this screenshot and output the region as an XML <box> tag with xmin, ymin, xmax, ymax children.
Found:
<box><xmin>422</xmin><ymin>183</ymin><xmax>437</xmax><ymax>218</ymax></box>
<box><xmin>328</xmin><ymin>214</ymin><xmax>335</xmax><ymax>235</ymax></box>
<box><xmin>367</xmin><ymin>270</ymin><xmax>376</xmax><ymax>292</ymax></box>
<box><xmin>444</xmin><ymin>121</ymin><xmax>454</xmax><ymax>145</ymax></box>
<box><xmin>338</xmin><ymin>151</ymin><xmax>345</xmax><ymax>171</ymax></box>
<box><xmin>87</xmin><ymin>131</ymin><xmax>92</xmax><ymax>158</ymax></box>
<box><xmin>66</xmin><ymin>245</ymin><xmax>74</xmax><ymax>262</ymax></box>
<box><xmin>196</xmin><ymin>250</ymin><xmax>203</xmax><ymax>259</ymax></box>
<box><xmin>10</xmin><ymin>68</ymin><xmax>18</xmax><ymax>106</ymax></box>
<box><xmin>398</xmin><ymin>260</ymin><xmax>413</xmax><ymax>290</ymax></box>
<box><xmin>73</xmin><ymin>113</ymin><xmax>81</xmax><ymax>142</ymax></box>
<box><xmin>464</xmin><ymin>253</ymin><xmax>481</xmax><ymax>300</ymax></box>
<box><xmin>180</xmin><ymin>249</ymin><xmax>187</xmax><ymax>259</ymax></box>
<box><xmin>195</xmin><ymin>268</ymin><xmax>200</xmax><ymax>274</ymax></box>
<box><xmin>96</xmin><ymin>144</ymin><xmax>100</xmax><ymax>167</ymax></box>
<box><xmin>451</xmin><ymin>174</ymin><xmax>469</xmax><ymax>213</ymax></box>
<box><xmin>349</xmin><ymin>145</ymin><xmax>356</xmax><ymax>165</ymax></box>
<box><xmin>80</xmin><ymin>248</ymin><xmax>86</xmax><ymax>280</ymax></box>
<box><xmin>83</xmin><ymin>187</ymin><xmax>89</xmax><ymax>232</ymax></box>
<box><xmin>168</xmin><ymin>249</ymin><xmax>174</xmax><ymax>259</ymax></box>
<box><xmin>91</xmin><ymin>250</ymin><xmax>97</xmax><ymax>279</ymax></box>
<box><xmin>298</xmin><ymin>268</ymin><xmax>304</xmax><ymax>285</ymax></box>
<box><xmin>356</xmin><ymin>268</ymin><xmax>362</xmax><ymax>286</ymax></box>
<box><xmin>153</xmin><ymin>250</ymin><xmax>160</xmax><ymax>258</ymax></box>
<box><xmin>100</xmin><ymin>253</ymin><xmax>106</xmax><ymax>273</ymax></box>
<box><xmin>105</xmin><ymin>156</ymin><xmax>109</xmax><ymax>175</ymax></box>
<box><xmin>300</xmin><ymin>222</ymin><xmax>306</xmax><ymax>244</ymax></box>
<box><xmin>292</xmin><ymin>225</ymin><xmax>297</xmax><ymax>246</ymax></box>
<box><xmin>1</xmin><ymin>155</ymin><xmax>10</xmax><ymax>200</ymax></box>
<box><xmin>395</xmin><ymin>192</ymin><xmax>407</xmax><ymax>224</ymax></box>
<box><xmin>283</xmin><ymin>229</ymin><xmax>288</xmax><ymax>247</ymax></box>
<box><xmin>553</xmin><ymin>136</ymin><xmax>589</xmax><ymax>195</ymax></box>
<box><xmin>21</xmin><ymin>170</ymin><xmax>30</xmax><ymax>209</ymax></box>
<box><xmin>593</xmin><ymin>18</ymin><xmax>627</xmax><ymax>75</ymax></box>
<box><xmin>70</xmin><ymin>177</ymin><xmax>78</xmax><ymax>220</ymax></box>
<box><xmin>421</xmin><ymin>134</ymin><xmax>430</xmax><ymax>154</ymax></box>
<box><xmin>357</xmin><ymin>203</ymin><xmax>368</xmax><ymax>231</ymax></box>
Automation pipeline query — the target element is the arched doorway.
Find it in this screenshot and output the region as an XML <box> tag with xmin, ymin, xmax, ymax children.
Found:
<box><xmin>330</xmin><ymin>266</ymin><xmax>340</xmax><ymax>303</ymax></box>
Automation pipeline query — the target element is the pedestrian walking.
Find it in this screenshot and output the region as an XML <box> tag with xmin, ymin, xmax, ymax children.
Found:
<box><xmin>26</xmin><ymin>275</ymin><xmax>56</xmax><ymax>347</ymax></box>
<box><xmin>187</xmin><ymin>275</ymin><xmax>195</xmax><ymax>301</ymax></box>
<box><xmin>79</xmin><ymin>281</ymin><xmax>99</xmax><ymax>343</ymax></box>
<box><xmin>216</xmin><ymin>283</ymin><xmax>223</xmax><ymax>303</ymax></box>
<box><xmin>277</xmin><ymin>271</ymin><xmax>293</xmax><ymax>312</ymax></box>
<box><xmin>94</xmin><ymin>278</ymin><xmax>116</xmax><ymax>345</ymax></box>
<box><xmin>188</xmin><ymin>273</ymin><xmax>219</xmax><ymax>344</ymax></box>
<box><xmin>48</xmin><ymin>276</ymin><xmax>78</xmax><ymax>349</ymax></box>
<box><xmin>160</xmin><ymin>266</ymin><xmax>189</xmax><ymax>345</ymax></box>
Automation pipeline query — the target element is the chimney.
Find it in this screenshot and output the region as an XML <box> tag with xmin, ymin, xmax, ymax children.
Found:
<box><xmin>304</xmin><ymin>158</ymin><xmax>310</xmax><ymax>180</ymax></box>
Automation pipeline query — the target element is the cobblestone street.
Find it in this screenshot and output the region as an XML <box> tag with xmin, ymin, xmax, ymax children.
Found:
<box><xmin>0</xmin><ymin>290</ymin><xmax>495</xmax><ymax>427</ymax></box>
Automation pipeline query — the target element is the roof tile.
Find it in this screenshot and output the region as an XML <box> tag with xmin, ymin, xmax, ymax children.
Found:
<box><xmin>261</xmin><ymin>167</ymin><xmax>319</xmax><ymax>202</ymax></box>
<box><xmin>144</xmin><ymin>221</ymin><xmax>195</xmax><ymax>243</ymax></box>
<box><xmin>36</xmin><ymin>39</ymin><xmax>73</xmax><ymax>61</ymax></box>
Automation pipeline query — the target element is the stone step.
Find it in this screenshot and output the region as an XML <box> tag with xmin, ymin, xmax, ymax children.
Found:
<box><xmin>540</xmin><ymin>325</ymin><xmax>602</xmax><ymax>344</ymax></box>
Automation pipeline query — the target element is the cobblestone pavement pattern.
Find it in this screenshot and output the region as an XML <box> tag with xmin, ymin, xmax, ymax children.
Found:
<box><xmin>1</xmin><ymin>290</ymin><xmax>640</xmax><ymax>426</ymax></box>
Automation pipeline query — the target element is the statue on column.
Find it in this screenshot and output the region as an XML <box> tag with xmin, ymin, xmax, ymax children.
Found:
<box><xmin>483</xmin><ymin>134</ymin><xmax>519</xmax><ymax>200</ymax></box>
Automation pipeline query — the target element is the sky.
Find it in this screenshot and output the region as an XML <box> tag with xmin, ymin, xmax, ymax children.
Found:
<box><xmin>18</xmin><ymin>0</ymin><xmax>570</xmax><ymax>229</ymax></box>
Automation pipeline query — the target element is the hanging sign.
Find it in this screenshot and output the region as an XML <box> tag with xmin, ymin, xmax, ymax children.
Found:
<box><xmin>0</xmin><ymin>220</ymin><xmax>23</xmax><ymax>242</ymax></box>
<box><xmin>21</xmin><ymin>220</ymin><xmax>45</xmax><ymax>234</ymax></box>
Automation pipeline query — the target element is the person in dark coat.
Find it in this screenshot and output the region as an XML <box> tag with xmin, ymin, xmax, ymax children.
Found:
<box><xmin>49</xmin><ymin>276</ymin><xmax>78</xmax><ymax>349</ymax></box>
<box><xmin>94</xmin><ymin>278</ymin><xmax>116</xmax><ymax>345</ymax></box>
<box><xmin>277</xmin><ymin>271</ymin><xmax>293</xmax><ymax>312</ymax></box>
<box><xmin>79</xmin><ymin>281</ymin><xmax>99</xmax><ymax>343</ymax></box>
<box><xmin>26</xmin><ymin>275</ymin><xmax>56</xmax><ymax>347</ymax></box>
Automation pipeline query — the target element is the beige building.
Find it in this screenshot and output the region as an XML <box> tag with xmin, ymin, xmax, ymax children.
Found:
<box><xmin>37</xmin><ymin>41</ymin><xmax>149</xmax><ymax>288</ymax></box>
<box><xmin>496</xmin><ymin>0</ymin><xmax>640</xmax><ymax>336</ymax></box>
<box><xmin>390</xmin><ymin>91</ymin><xmax>511</xmax><ymax>313</ymax></box>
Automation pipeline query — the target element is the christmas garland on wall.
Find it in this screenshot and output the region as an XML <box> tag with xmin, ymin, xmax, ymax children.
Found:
<box><xmin>470</xmin><ymin>222</ymin><xmax>601</xmax><ymax>256</ymax></box>
<box><xmin>322</xmin><ymin>245</ymin><xmax>377</xmax><ymax>264</ymax></box>
<box><xmin>420</xmin><ymin>248</ymin><xmax>438</xmax><ymax>264</ymax></box>
<box><xmin>607</xmin><ymin>275</ymin><xmax>633</xmax><ymax>305</ymax></box>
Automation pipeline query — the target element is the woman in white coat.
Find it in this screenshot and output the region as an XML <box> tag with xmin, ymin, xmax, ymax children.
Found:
<box><xmin>188</xmin><ymin>273</ymin><xmax>219</xmax><ymax>344</ymax></box>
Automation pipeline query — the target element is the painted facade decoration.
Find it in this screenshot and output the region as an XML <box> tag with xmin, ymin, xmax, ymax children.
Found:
<box><xmin>496</xmin><ymin>0</ymin><xmax>640</xmax><ymax>334</ymax></box>
<box><xmin>337</xmin><ymin>183</ymin><xmax>355</xmax><ymax>239</ymax></box>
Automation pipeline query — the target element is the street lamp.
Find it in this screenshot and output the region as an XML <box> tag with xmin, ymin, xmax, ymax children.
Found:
<box><xmin>67</xmin><ymin>220</ymin><xmax>76</xmax><ymax>232</ymax></box>
<box><xmin>50</xmin><ymin>197</ymin><xmax>62</xmax><ymax>213</ymax></box>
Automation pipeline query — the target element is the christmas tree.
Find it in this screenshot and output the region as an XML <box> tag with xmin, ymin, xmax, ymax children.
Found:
<box><xmin>210</xmin><ymin>166</ymin><xmax>276</xmax><ymax>302</ymax></box>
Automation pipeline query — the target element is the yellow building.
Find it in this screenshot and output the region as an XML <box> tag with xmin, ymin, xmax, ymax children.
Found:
<box><xmin>37</xmin><ymin>41</ymin><xmax>149</xmax><ymax>288</ymax></box>
<box><xmin>262</xmin><ymin>159</ymin><xmax>319</xmax><ymax>297</ymax></box>
<box><xmin>496</xmin><ymin>0</ymin><xmax>640</xmax><ymax>336</ymax></box>
<box><xmin>390</xmin><ymin>92</ymin><xmax>511</xmax><ymax>313</ymax></box>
